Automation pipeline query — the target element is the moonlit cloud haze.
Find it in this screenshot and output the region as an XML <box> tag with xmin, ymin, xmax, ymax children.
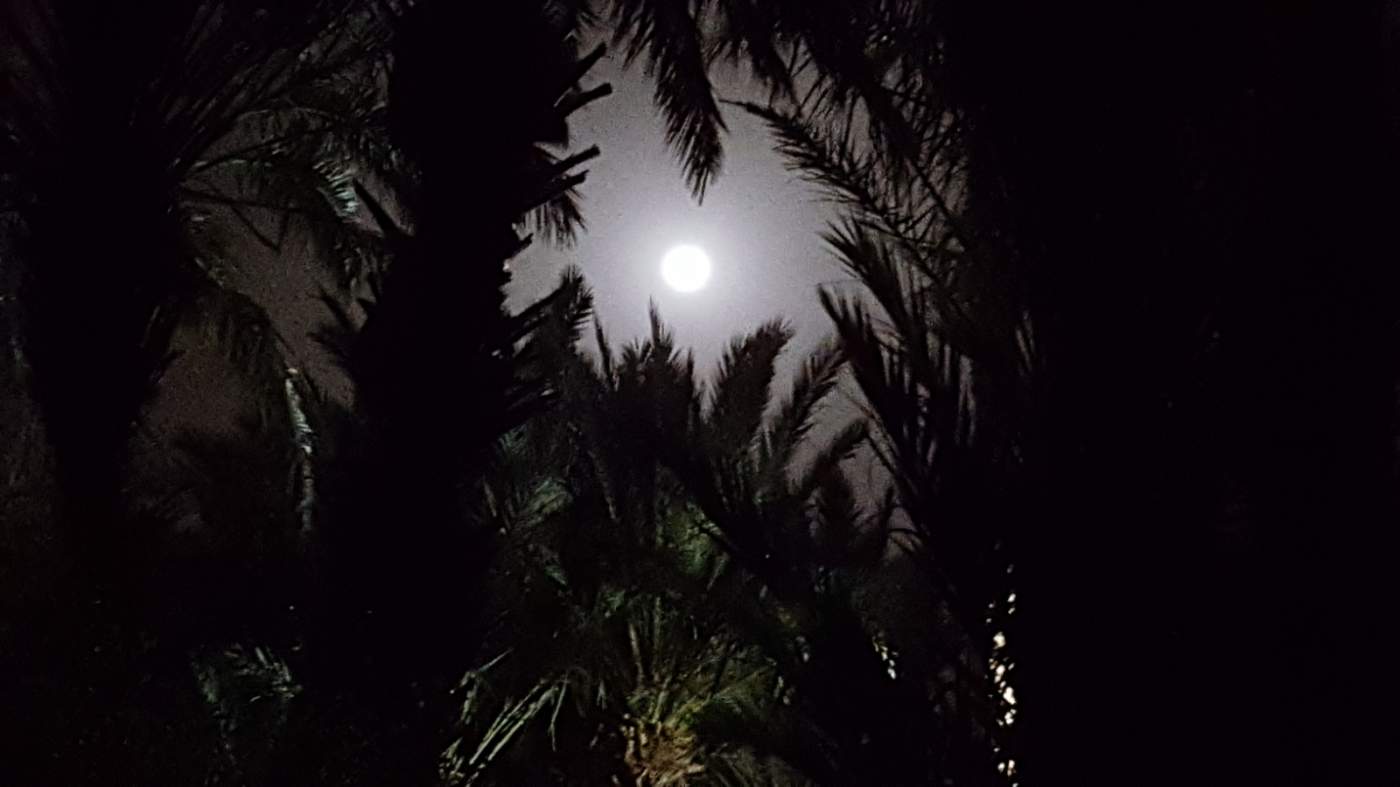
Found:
<box><xmin>509</xmin><ymin>54</ymin><xmax>847</xmax><ymax>378</ymax></box>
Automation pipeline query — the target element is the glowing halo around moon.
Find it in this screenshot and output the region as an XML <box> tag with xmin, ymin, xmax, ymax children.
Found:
<box><xmin>660</xmin><ymin>244</ymin><xmax>712</xmax><ymax>293</ymax></box>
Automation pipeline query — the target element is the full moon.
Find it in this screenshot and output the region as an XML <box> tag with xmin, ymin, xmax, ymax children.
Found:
<box><xmin>660</xmin><ymin>244</ymin><xmax>712</xmax><ymax>292</ymax></box>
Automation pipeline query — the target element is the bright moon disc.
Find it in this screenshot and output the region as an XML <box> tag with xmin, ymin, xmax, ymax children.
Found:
<box><xmin>661</xmin><ymin>245</ymin><xmax>712</xmax><ymax>293</ymax></box>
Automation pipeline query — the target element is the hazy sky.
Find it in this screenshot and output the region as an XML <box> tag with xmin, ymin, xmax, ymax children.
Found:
<box><xmin>154</xmin><ymin>49</ymin><xmax>859</xmax><ymax>443</ymax></box>
<box><xmin>508</xmin><ymin>51</ymin><xmax>849</xmax><ymax>382</ymax></box>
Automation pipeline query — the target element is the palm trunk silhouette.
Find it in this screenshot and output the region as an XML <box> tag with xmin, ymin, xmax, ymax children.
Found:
<box><xmin>302</xmin><ymin>3</ymin><xmax>609</xmax><ymax>782</ymax></box>
<box><xmin>8</xmin><ymin>1</ymin><xmax>189</xmax><ymax>575</ymax></box>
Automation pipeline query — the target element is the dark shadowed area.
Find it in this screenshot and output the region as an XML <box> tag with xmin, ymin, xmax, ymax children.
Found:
<box><xmin>4</xmin><ymin>2</ymin><xmax>1399</xmax><ymax>785</ymax></box>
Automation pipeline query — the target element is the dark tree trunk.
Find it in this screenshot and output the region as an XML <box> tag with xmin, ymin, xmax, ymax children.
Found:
<box><xmin>302</xmin><ymin>3</ymin><xmax>598</xmax><ymax>783</ymax></box>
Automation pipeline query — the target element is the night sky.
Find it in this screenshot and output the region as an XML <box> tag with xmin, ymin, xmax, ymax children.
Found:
<box><xmin>511</xmin><ymin>51</ymin><xmax>847</xmax><ymax>381</ymax></box>
<box><xmin>151</xmin><ymin>48</ymin><xmax>859</xmax><ymax>462</ymax></box>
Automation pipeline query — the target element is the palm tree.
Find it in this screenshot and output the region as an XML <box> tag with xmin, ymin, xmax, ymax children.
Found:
<box><xmin>286</xmin><ymin>3</ymin><xmax>614</xmax><ymax>782</ymax></box>
<box><xmin>651</xmin><ymin>314</ymin><xmax>1008</xmax><ymax>785</ymax></box>
<box><xmin>0</xmin><ymin>0</ymin><xmax>391</xmax><ymax>563</ymax></box>
<box><xmin>433</xmin><ymin>296</ymin><xmax>804</xmax><ymax>785</ymax></box>
<box><xmin>600</xmin><ymin>0</ymin><xmax>950</xmax><ymax>200</ymax></box>
<box><xmin>0</xmin><ymin>3</ymin><xmax>397</xmax><ymax>782</ymax></box>
<box><xmin>615</xmin><ymin>1</ymin><xmax>1400</xmax><ymax>782</ymax></box>
<box><xmin>441</xmin><ymin>288</ymin><xmax>999</xmax><ymax>785</ymax></box>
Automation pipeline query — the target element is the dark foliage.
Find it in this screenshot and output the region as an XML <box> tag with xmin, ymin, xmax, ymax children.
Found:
<box><xmin>2</xmin><ymin>1</ymin><xmax>1398</xmax><ymax>785</ymax></box>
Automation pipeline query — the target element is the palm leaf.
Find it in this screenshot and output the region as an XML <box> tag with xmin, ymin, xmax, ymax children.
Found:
<box><xmin>758</xmin><ymin>337</ymin><xmax>844</xmax><ymax>486</ymax></box>
<box><xmin>705</xmin><ymin>319</ymin><xmax>792</xmax><ymax>458</ymax></box>
<box><xmin>609</xmin><ymin>0</ymin><xmax>726</xmax><ymax>197</ymax></box>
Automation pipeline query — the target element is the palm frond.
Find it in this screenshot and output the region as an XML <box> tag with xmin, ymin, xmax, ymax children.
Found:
<box><xmin>758</xmin><ymin>337</ymin><xmax>844</xmax><ymax>484</ymax></box>
<box><xmin>706</xmin><ymin>319</ymin><xmax>792</xmax><ymax>457</ymax></box>
<box><xmin>790</xmin><ymin>419</ymin><xmax>869</xmax><ymax>506</ymax></box>
<box><xmin>520</xmin><ymin>143</ymin><xmax>604</xmax><ymax>247</ymax></box>
<box><xmin>739</xmin><ymin>100</ymin><xmax>941</xmax><ymax>246</ymax></box>
<box><xmin>309</xmin><ymin>288</ymin><xmax>361</xmax><ymax>378</ymax></box>
<box><xmin>180</xmin><ymin>284</ymin><xmax>294</xmax><ymax>423</ymax></box>
<box><xmin>510</xmin><ymin>266</ymin><xmax>596</xmax><ymax>422</ymax></box>
<box><xmin>609</xmin><ymin>0</ymin><xmax>726</xmax><ymax>197</ymax></box>
<box><xmin>514</xmin><ymin>265</ymin><xmax>595</xmax><ymax>350</ymax></box>
<box><xmin>593</xmin><ymin>318</ymin><xmax>617</xmax><ymax>388</ymax></box>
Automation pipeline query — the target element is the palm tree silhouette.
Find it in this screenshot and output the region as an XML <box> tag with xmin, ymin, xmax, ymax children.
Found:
<box><xmin>0</xmin><ymin>0</ymin><xmax>392</xmax><ymax>568</ymax></box>
<box><xmin>1</xmin><ymin>3</ymin><xmax>395</xmax><ymax>781</ymax></box>
<box><xmin>440</xmin><ymin>289</ymin><xmax>944</xmax><ymax>784</ymax></box>
<box><xmin>616</xmin><ymin>1</ymin><xmax>1400</xmax><ymax>782</ymax></box>
<box><xmin>290</xmin><ymin>3</ymin><xmax>613</xmax><ymax>782</ymax></box>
